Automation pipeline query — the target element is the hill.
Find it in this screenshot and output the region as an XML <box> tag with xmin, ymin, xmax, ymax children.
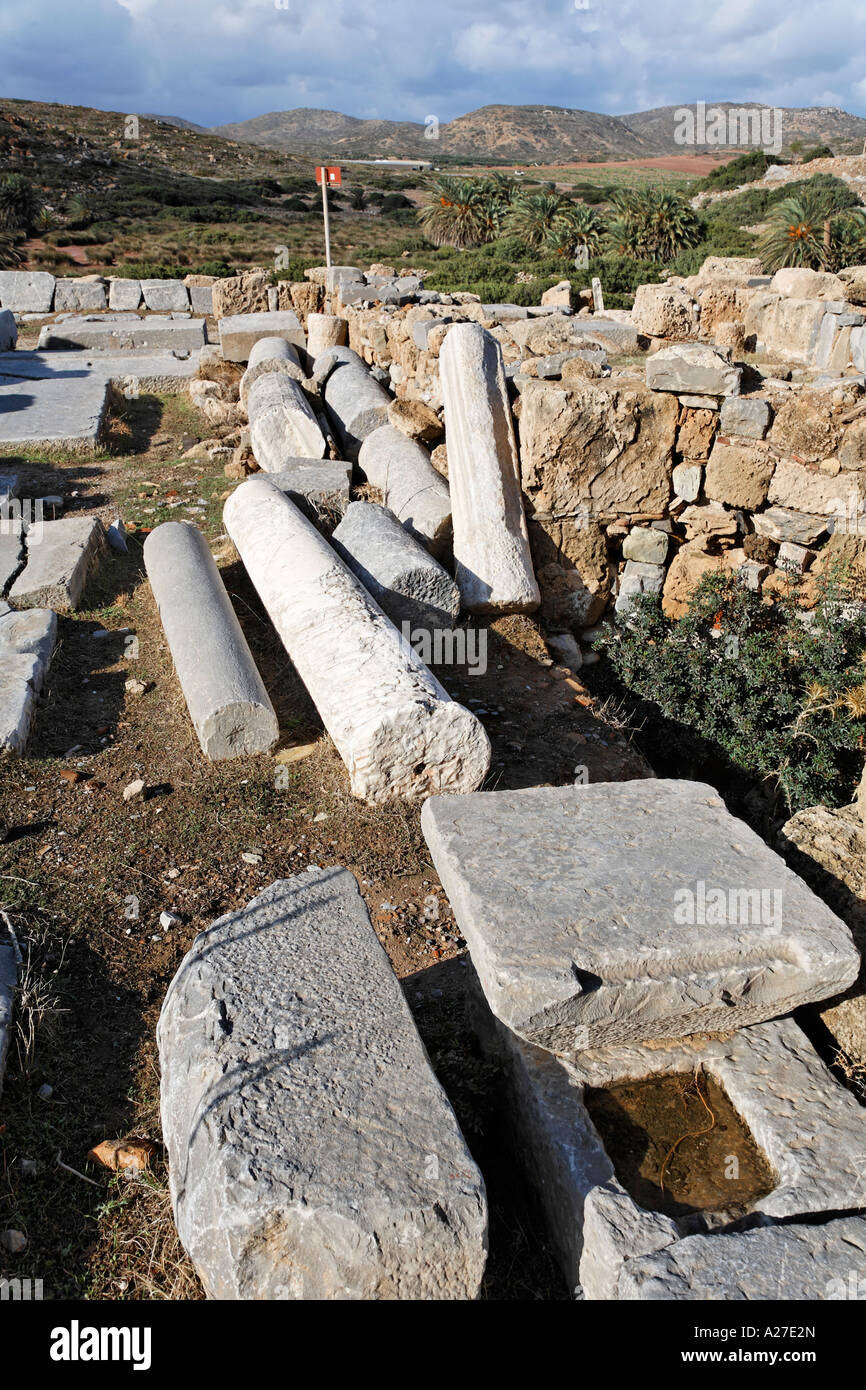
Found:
<box><xmin>212</xmin><ymin>101</ymin><xmax>866</xmax><ymax>164</ymax></box>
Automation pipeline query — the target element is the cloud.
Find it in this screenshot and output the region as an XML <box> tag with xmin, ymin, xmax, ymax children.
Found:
<box><xmin>0</xmin><ymin>0</ymin><xmax>865</xmax><ymax>127</ymax></box>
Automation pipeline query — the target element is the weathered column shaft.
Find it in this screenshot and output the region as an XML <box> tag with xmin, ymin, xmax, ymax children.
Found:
<box><xmin>318</xmin><ymin>348</ymin><xmax>390</xmax><ymax>460</ymax></box>
<box><xmin>358</xmin><ymin>424</ymin><xmax>452</xmax><ymax>559</ymax></box>
<box><xmin>239</xmin><ymin>336</ymin><xmax>304</xmax><ymax>407</ymax></box>
<box><xmin>143</xmin><ymin>521</ymin><xmax>278</xmax><ymax>760</ymax></box>
<box><xmin>223</xmin><ymin>477</ymin><xmax>490</xmax><ymax>802</ymax></box>
<box><xmin>247</xmin><ymin>371</ymin><xmax>327</xmax><ymax>469</ymax></box>
<box><xmin>332</xmin><ymin>501</ymin><xmax>461</xmax><ymax>630</ymax></box>
<box><xmin>439</xmin><ymin>322</ymin><xmax>540</xmax><ymax>613</ymax></box>
<box><xmin>306</xmin><ymin>312</ymin><xmax>348</xmax><ymax>358</ymax></box>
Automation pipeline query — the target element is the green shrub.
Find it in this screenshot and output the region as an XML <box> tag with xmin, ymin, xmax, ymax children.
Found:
<box><xmin>115</xmin><ymin>261</ymin><xmax>187</xmax><ymax>279</ymax></box>
<box><xmin>597</xmin><ymin>567</ymin><xmax>866</xmax><ymax>814</ymax></box>
<box><xmin>696</xmin><ymin>150</ymin><xmax>786</xmax><ymax>192</ymax></box>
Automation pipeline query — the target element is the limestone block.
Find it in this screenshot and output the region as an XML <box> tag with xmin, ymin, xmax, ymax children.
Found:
<box><xmin>141</xmin><ymin>279</ymin><xmax>190</xmax><ymax>312</ymax></box>
<box><xmin>158</xmin><ymin>870</ymin><xmax>488</xmax><ymax>1299</ymax></box>
<box><xmin>0</xmin><ymin>271</ymin><xmax>55</xmax><ymax>313</ymax></box>
<box><xmin>53</xmin><ymin>279</ymin><xmax>106</xmax><ymax>312</ymax></box>
<box><xmin>8</xmin><ymin>516</ymin><xmax>104</xmax><ymax>612</ymax></box>
<box><xmin>0</xmin><ymin>602</ymin><xmax>56</xmax><ymax>754</ymax></box>
<box><xmin>108</xmin><ymin>279</ymin><xmax>143</xmax><ymax>311</ymax></box>
<box><xmin>220</xmin><ymin>311</ymin><xmax>305</xmax><ymax>363</ymax></box>
<box><xmin>646</xmin><ymin>344</ymin><xmax>741</xmax><ymax>398</ymax></box>
<box><xmin>704</xmin><ymin>440</ymin><xmax>776</xmax><ymax>509</ymax></box>
<box><xmin>306</xmin><ymin>313</ymin><xmax>348</xmax><ymax>358</ymax></box>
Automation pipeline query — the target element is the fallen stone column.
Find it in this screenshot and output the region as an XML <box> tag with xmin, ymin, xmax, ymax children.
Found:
<box><xmin>223</xmin><ymin>476</ymin><xmax>491</xmax><ymax>802</ymax></box>
<box><xmin>317</xmin><ymin>347</ymin><xmax>390</xmax><ymax>459</ymax></box>
<box><xmin>332</xmin><ymin>501</ymin><xmax>461</xmax><ymax>630</ymax></box>
<box><xmin>439</xmin><ymin>323</ymin><xmax>540</xmax><ymax>613</ymax></box>
<box><xmin>247</xmin><ymin>371</ymin><xmax>327</xmax><ymax>469</ymax></box>
<box><xmin>143</xmin><ymin>522</ymin><xmax>278</xmax><ymax>760</ymax></box>
<box><xmin>358</xmin><ymin>424</ymin><xmax>452</xmax><ymax>559</ymax></box>
<box><xmin>306</xmin><ymin>312</ymin><xmax>348</xmax><ymax>358</ymax></box>
<box><xmin>158</xmin><ymin>869</ymin><xmax>488</xmax><ymax>1299</ymax></box>
<box><xmin>239</xmin><ymin>337</ymin><xmax>304</xmax><ymax>408</ymax></box>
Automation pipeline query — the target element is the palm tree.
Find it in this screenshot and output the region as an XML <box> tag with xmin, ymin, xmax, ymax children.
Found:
<box><xmin>603</xmin><ymin>188</ymin><xmax>702</xmax><ymax>262</ymax></box>
<box><xmin>419</xmin><ymin>176</ymin><xmax>496</xmax><ymax>248</ymax></box>
<box><xmin>0</xmin><ymin>230</ymin><xmax>24</xmax><ymax>269</ymax></box>
<box><xmin>544</xmin><ymin>201</ymin><xmax>605</xmax><ymax>259</ymax></box>
<box><xmin>759</xmin><ymin>190</ymin><xmax>866</xmax><ymax>271</ymax></box>
<box><xmin>505</xmin><ymin>191</ymin><xmax>575</xmax><ymax>248</ymax></box>
<box><xmin>0</xmin><ymin>174</ymin><xmax>42</xmax><ymax>233</ymax></box>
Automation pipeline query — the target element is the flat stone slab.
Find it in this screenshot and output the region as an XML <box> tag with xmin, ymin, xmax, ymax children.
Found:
<box><xmin>475</xmin><ymin>1002</ymin><xmax>866</xmax><ymax>1299</ymax></box>
<box><xmin>647</xmin><ymin>343</ymin><xmax>742</xmax><ymax>397</ymax></box>
<box><xmin>0</xmin><ymin>349</ymin><xmax>200</xmax><ymax>396</ymax></box>
<box><xmin>8</xmin><ymin>516</ymin><xmax>104</xmax><ymax>612</ymax></box>
<box><xmin>616</xmin><ymin>1216</ymin><xmax>866</xmax><ymax>1301</ymax></box>
<box><xmin>0</xmin><ymin>370</ymin><xmax>110</xmax><ymax>453</ymax></box>
<box><xmin>37</xmin><ymin>317</ymin><xmax>206</xmax><ymax>353</ymax></box>
<box><xmin>422</xmin><ymin>780</ymin><xmax>859</xmax><ymax>1051</ymax></box>
<box><xmin>268</xmin><ymin>459</ymin><xmax>352</xmax><ymax>515</ymax></box>
<box><xmin>0</xmin><ymin>916</ymin><xmax>17</xmax><ymax>1100</ymax></box>
<box><xmin>158</xmin><ymin>869</ymin><xmax>488</xmax><ymax>1299</ymax></box>
<box><xmin>219</xmin><ymin>311</ymin><xmax>305</xmax><ymax>363</ymax></box>
<box><xmin>0</xmin><ymin>601</ymin><xmax>57</xmax><ymax>754</ymax></box>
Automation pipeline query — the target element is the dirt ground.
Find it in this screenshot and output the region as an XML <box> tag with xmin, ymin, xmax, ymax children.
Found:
<box><xmin>0</xmin><ymin>386</ymin><xmax>650</xmax><ymax>1300</ymax></box>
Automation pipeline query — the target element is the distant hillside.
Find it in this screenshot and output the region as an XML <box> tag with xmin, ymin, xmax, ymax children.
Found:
<box><xmin>212</xmin><ymin>102</ymin><xmax>866</xmax><ymax>163</ymax></box>
<box><xmin>625</xmin><ymin>103</ymin><xmax>866</xmax><ymax>153</ymax></box>
<box><xmin>212</xmin><ymin>104</ymin><xmax>656</xmax><ymax>162</ymax></box>
<box><xmin>0</xmin><ymin>96</ymin><xmax>314</xmax><ymax>186</ymax></box>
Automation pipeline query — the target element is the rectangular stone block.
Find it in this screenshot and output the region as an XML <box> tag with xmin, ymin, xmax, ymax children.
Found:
<box><xmin>719</xmin><ymin>396</ymin><xmax>771</xmax><ymax>439</ymax></box>
<box><xmin>37</xmin><ymin>318</ymin><xmax>206</xmax><ymax>352</ymax></box>
<box><xmin>189</xmin><ymin>285</ymin><xmax>214</xmax><ymax>315</ymax></box>
<box><xmin>219</xmin><ymin>311</ymin><xmax>305</xmax><ymax>363</ymax></box>
<box><xmin>53</xmin><ymin>279</ymin><xmax>107</xmax><ymax>312</ymax></box>
<box><xmin>616</xmin><ymin>1216</ymin><xmax>866</xmax><ymax>1301</ymax></box>
<box><xmin>421</xmin><ymin>780</ymin><xmax>859</xmax><ymax>1052</ymax></box>
<box><xmin>647</xmin><ymin>344</ymin><xmax>741</xmax><ymax>397</ymax></box>
<box><xmin>157</xmin><ymin>870</ymin><xmax>488</xmax><ymax>1300</ymax></box>
<box><xmin>8</xmin><ymin>516</ymin><xmax>104</xmax><ymax>612</ymax></box>
<box><xmin>0</xmin><ymin>271</ymin><xmax>55</xmax><ymax>313</ymax></box>
<box><xmin>108</xmin><ymin>279</ymin><xmax>143</xmax><ymax>311</ymax></box>
<box><xmin>141</xmin><ymin>279</ymin><xmax>189</xmax><ymax>312</ymax></box>
<box><xmin>474</xmin><ymin>996</ymin><xmax>866</xmax><ymax>1299</ymax></box>
<box><xmin>0</xmin><ymin>371</ymin><xmax>111</xmax><ymax>453</ymax></box>
<box><xmin>0</xmin><ymin>602</ymin><xmax>57</xmax><ymax>754</ymax></box>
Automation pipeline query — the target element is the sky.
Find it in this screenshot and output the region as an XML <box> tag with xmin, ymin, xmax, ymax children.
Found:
<box><xmin>1</xmin><ymin>0</ymin><xmax>865</xmax><ymax>129</ymax></box>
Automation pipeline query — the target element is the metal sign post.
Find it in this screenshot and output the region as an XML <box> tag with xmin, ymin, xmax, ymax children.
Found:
<box><xmin>316</xmin><ymin>166</ymin><xmax>341</xmax><ymax>271</ymax></box>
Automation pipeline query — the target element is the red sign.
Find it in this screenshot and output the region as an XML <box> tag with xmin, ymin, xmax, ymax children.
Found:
<box><xmin>316</xmin><ymin>166</ymin><xmax>341</xmax><ymax>187</ymax></box>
